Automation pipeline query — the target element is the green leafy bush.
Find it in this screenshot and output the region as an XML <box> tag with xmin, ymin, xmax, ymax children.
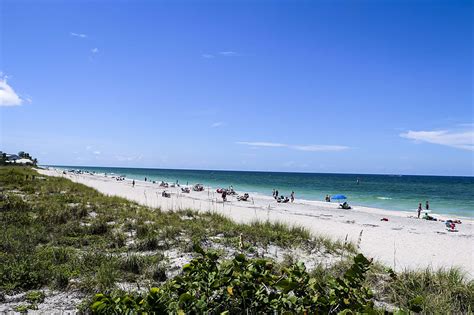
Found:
<box><xmin>25</xmin><ymin>290</ymin><xmax>45</xmax><ymax>304</ymax></box>
<box><xmin>90</xmin><ymin>246</ymin><xmax>375</xmax><ymax>314</ymax></box>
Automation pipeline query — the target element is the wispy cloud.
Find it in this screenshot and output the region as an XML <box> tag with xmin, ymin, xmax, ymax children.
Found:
<box><xmin>219</xmin><ymin>51</ymin><xmax>240</xmax><ymax>57</ymax></box>
<box><xmin>292</xmin><ymin>145</ymin><xmax>351</xmax><ymax>152</ymax></box>
<box><xmin>93</xmin><ymin>151</ymin><xmax>101</xmax><ymax>155</ymax></box>
<box><xmin>0</xmin><ymin>76</ymin><xmax>23</xmax><ymax>107</ymax></box>
<box><xmin>236</xmin><ymin>141</ymin><xmax>287</xmax><ymax>148</ymax></box>
<box><xmin>211</xmin><ymin>121</ymin><xmax>225</xmax><ymax>128</ymax></box>
<box><xmin>91</xmin><ymin>48</ymin><xmax>99</xmax><ymax>54</ymax></box>
<box><xmin>400</xmin><ymin>128</ymin><xmax>474</xmax><ymax>151</ymax></box>
<box><xmin>236</xmin><ymin>141</ymin><xmax>348</xmax><ymax>152</ymax></box>
<box><xmin>202</xmin><ymin>51</ymin><xmax>243</xmax><ymax>59</ymax></box>
<box><xmin>70</xmin><ymin>32</ymin><xmax>87</xmax><ymax>38</ymax></box>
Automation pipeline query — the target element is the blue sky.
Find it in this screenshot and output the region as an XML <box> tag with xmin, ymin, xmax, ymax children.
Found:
<box><xmin>1</xmin><ymin>0</ymin><xmax>472</xmax><ymax>175</ymax></box>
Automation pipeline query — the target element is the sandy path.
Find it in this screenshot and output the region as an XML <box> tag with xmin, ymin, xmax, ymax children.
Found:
<box><xmin>37</xmin><ymin>168</ymin><xmax>474</xmax><ymax>277</ymax></box>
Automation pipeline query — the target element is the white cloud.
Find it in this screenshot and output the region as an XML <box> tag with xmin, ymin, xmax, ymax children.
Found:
<box><xmin>0</xmin><ymin>77</ymin><xmax>23</xmax><ymax>106</ymax></box>
<box><xmin>202</xmin><ymin>51</ymin><xmax>244</xmax><ymax>58</ymax></box>
<box><xmin>93</xmin><ymin>151</ymin><xmax>101</xmax><ymax>155</ymax></box>
<box><xmin>91</xmin><ymin>48</ymin><xmax>99</xmax><ymax>54</ymax></box>
<box><xmin>236</xmin><ymin>141</ymin><xmax>287</xmax><ymax>147</ymax></box>
<box><xmin>211</xmin><ymin>122</ymin><xmax>225</xmax><ymax>128</ymax></box>
<box><xmin>400</xmin><ymin>129</ymin><xmax>474</xmax><ymax>151</ymax></box>
<box><xmin>70</xmin><ymin>32</ymin><xmax>87</xmax><ymax>38</ymax></box>
<box><xmin>219</xmin><ymin>51</ymin><xmax>239</xmax><ymax>56</ymax></box>
<box><xmin>236</xmin><ymin>141</ymin><xmax>348</xmax><ymax>152</ymax></box>
<box><xmin>292</xmin><ymin>145</ymin><xmax>350</xmax><ymax>152</ymax></box>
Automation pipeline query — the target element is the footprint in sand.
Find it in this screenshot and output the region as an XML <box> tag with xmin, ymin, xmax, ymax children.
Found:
<box><xmin>321</xmin><ymin>214</ymin><xmax>333</xmax><ymax>217</ymax></box>
<box><xmin>436</xmin><ymin>231</ymin><xmax>446</xmax><ymax>235</ymax></box>
<box><xmin>345</xmin><ymin>220</ymin><xmax>355</xmax><ymax>224</ymax></box>
<box><xmin>391</xmin><ymin>227</ymin><xmax>403</xmax><ymax>231</ymax></box>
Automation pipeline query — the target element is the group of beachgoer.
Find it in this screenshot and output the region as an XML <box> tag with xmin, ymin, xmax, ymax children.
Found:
<box><xmin>414</xmin><ymin>200</ymin><xmax>461</xmax><ymax>232</ymax></box>
<box><xmin>417</xmin><ymin>200</ymin><xmax>430</xmax><ymax>218</ymax></box>
<box><xmin>272</xmin><ymin>189</ymin><xmax>295</xmax><ymax>203</ymax></box>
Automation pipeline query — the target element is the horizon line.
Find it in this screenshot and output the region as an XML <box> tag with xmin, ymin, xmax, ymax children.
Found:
<box><xmin>43</xmin><ymin>164</ymin><xmax>474</xmax><ymax>178</ymax></box>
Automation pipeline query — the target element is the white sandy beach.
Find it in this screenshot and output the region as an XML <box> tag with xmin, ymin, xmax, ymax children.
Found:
<box><xmin>38</xmin><ymin>168</ymin><xmax>474</xmax><ymax>277</ymax></box>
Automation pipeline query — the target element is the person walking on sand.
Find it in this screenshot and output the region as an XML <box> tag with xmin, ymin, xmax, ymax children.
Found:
<box><xmin>426</xmin><ymin>200</ymin><xmax>429</xmax><ymax>210</ymax></box>
<box><xmin>132</xmin><ymin>179</ymin><xmax>135</xmax><ymax>187</ymax></box>
<box><xmin>290</xmin><ymin>191</ymin><xmax>295</xmax><ymax>203</ymax></box>
<box><xmin>275</xmin><ymin>190</ymin><xmax>279</xmax><ymax>200</ymax></box>
<box><xmin>222</xmin><ymin>190</ymin><xmax>227</xmax><ymax>202</ymax></box>
<box><xmin>417</xmin><ymin>203</ymin><xmax>422</xmax><ymax>218</ymax></box>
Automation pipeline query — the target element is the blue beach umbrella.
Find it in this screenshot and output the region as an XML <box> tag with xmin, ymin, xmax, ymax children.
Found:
<box><xmin>331</xmin><ymin>194</ymin><xmax>347</xmax><ymax>200</ymax></box>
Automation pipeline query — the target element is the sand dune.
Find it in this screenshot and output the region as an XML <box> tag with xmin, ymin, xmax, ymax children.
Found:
<box><xmin>38</xmin><ymin>168</ymin><xmax>474</xmax><ymax>277</ymax></box>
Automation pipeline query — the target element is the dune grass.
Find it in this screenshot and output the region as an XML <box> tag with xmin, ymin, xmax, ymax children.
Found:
<box><xmin>0</xmin><ymin>166</ymin><xmax>351</xmax><ymax>294</ymax></box>
<box><xmin>1</xmin><ymin>166</ymin><xmax>472</xmax><ymax>313</ymax></box>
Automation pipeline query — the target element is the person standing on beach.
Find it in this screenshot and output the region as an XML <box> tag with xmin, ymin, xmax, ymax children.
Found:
<box><xmin>290</xmin><ymin>191</ymin><xmax>295</xmax><ymax>202</ymax></box>
<box><xmin>272</xmin><ymin>189</ymin><xmax>275</xmax><ymax>198</ymax></box>
<box><xmin>132</xmin><ymin>180</ymin><xmax>135</xmax><ymax>187</ymax></box>
<box><xmin>275</xmin><ymin>190</ymin><xmax>279</xmax><ymax>200</ymax></box>
<box><xmin>426</xmin><ymin>200</ymin><xmax>429</xmax><ymax>210</ymax></box>
<box><xmin>222</xmin><ymin>190</ymin><xmax>227</xmax><ymax>202</ymax></box>
<box><xmin>417</xmin><ymin>203</ymin><xmax>422</xmax><ymax>218</ymax></box>
<box><xmin>145</xmin><ymin>177</ymin><xmax>147</xmax><ymax>182</ymax></box>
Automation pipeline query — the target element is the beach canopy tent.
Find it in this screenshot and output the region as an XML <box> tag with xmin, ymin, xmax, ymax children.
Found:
<box><xmin>331</xmin><ymin>194</ymin><xmax>347</xmax><ymax>200</ymax></box>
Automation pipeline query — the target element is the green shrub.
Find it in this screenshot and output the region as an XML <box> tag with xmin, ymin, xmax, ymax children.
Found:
<box><xmin>25</xmin><ymin>290</ymin><xmax>45</xmax><ymax>304</ymax></box>
<box><xmin>90</xmin><ymin>246</ymin><xmax>375</xmax><ymax>314</ymax></box>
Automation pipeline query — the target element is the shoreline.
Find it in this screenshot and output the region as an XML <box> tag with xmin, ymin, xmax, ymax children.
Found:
<box><xmin>38</xmin><ymin>167</ymin><xmax>474</xmax><ymax>277</ymax></box>
<box><xmin>44</xmin><ymin>165</ymin><xmax>474</xmax><ymax>219</ymax></box>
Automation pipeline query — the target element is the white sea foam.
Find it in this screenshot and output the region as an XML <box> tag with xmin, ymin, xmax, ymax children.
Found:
<box><xmin>377</xmin><ymin>196</ymin><xmax>392</xmax><ymax>200</ymax></box>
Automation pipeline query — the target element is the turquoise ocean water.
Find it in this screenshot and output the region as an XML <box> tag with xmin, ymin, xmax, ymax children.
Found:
<box><xmin>51</xmin><ymin>166</ymin><xmax>474</xmax><ymax>218</ymax></box>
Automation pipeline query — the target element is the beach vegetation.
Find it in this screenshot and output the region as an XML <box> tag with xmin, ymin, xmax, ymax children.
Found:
<box><xmin>0</xmin><ymin>166</ymin><xmax>473</xmax><ymax>314</ymax></box>
<box><xmin>90</xmin><ymin>246</ymin><xmax>375</xmax><ymax>314</ymax></box>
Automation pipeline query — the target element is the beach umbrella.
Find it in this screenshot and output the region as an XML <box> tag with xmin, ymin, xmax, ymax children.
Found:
<box><xmin>331</xmin><ymin>194</ymin><xmax>347</xmax><ymax>200</ymax></box>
